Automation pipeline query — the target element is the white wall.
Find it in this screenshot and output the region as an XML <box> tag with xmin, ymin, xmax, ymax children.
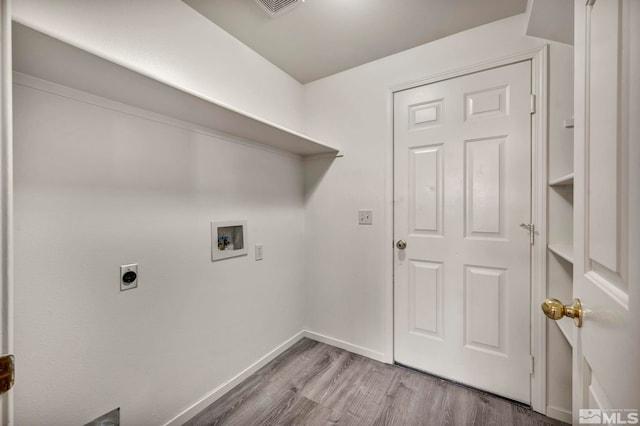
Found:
<box><xmin>13</xmin><ymin>81</ymin><xmax>305</xmax><ymax>425</ymax></box>
<box><xmin>11</xmin><ymin>0</ymin><xmax>305</xmax><ymax>132</ymax></box>
<box><xmin>302</xmin><ymin>14</ymin><xmax>574</xmax><ymax>361</ymax></box>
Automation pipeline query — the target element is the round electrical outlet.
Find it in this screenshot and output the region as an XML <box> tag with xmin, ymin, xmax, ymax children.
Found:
<box><xmin>122</xmin><ymin>271</ymin><xmax>137</xmax><ymax>284</ymax></box>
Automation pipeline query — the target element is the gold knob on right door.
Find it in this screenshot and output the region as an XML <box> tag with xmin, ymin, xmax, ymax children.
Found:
<box><xmin>541</xmin><ymin>298</ymin><xmax>583</xmax><ymax>327</ymax></box>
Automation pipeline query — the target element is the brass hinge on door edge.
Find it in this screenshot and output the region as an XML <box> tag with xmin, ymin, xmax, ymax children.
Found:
<box><xmin>0</xmin><ymin>355</ymin><xmax>15</xmax><ymax>394</ymax></box>
<box><xmin>530</xmin><ymin>94</ymin><xmax>536</xmax><ymax>114</ymax></box>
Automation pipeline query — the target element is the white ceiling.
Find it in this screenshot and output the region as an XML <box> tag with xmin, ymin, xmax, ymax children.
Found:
<box><xmin>526</xmin><ymin>0</ymin><xmax>574</xmax><ymax>45</ymax></box>
<box><xmin>183</xmin><ymin>0</ymin><xmax>528</xmax><ymax>83</ymax></box>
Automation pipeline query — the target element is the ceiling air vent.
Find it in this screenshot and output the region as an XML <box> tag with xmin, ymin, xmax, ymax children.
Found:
<box><xmin>254</xmin><ymin>0</ymin><xmax>302</xmax><ymax>17</ymax></box>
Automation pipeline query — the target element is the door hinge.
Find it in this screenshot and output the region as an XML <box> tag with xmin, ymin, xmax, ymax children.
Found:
<box><xmin>530</xmin><ymin>355</ymin><xmax>535</xmax><ymax>374</ymax></box>
<box><xmin>520</xmin><ymin>223</ymin><xmax>535</xmax><ymax>245</ymax></box>
<box><xmin>530</xmin><ymin>94</ymin><xmax>536</xmax><ymax>114</ymax></box>
<box><xmin>0</xmin><ymin>354</ymin><xmax>15</xmax><ymax>394</ymax></box>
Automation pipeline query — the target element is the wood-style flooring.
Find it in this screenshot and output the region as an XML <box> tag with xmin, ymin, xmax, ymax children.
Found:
<box><xmin>184</xmin><ymin>338</ymin><xmax>566</xmax><ymax>426</ymax></box>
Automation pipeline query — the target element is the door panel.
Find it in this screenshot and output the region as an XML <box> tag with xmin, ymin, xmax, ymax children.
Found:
<box><xmin>394</xmin><ymin>61</ymin><xmax>532</xmax><ymax>403</ymax></box>
<box><xmin>464</xmin><ymin>265</ymin><xmax>506</xmax><ymax>354</ymax></box>
<box><xmin>409</xmin><ymin>260</ymin><xmax>443</xmax><ymax>339</ymax></box>
<box><xmin>465</xmin><ymin>136</ymin><xmax>505</xmax><ymax>238</ymax></box>
<box><xmin>409</xmin><ymin>145</ymin><xmax>443</xmax><ymax>235</ymax></box>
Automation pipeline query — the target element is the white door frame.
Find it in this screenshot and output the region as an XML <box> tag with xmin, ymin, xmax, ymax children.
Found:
<box><xmin>385</xmin><ymin>45</ymin><xmax>549</xmax><ymax>414</ymax></box>
<box><xmin>0</xmin><ymin>0</ymin><xmax>14</xmax><ymax>424</ymax></box>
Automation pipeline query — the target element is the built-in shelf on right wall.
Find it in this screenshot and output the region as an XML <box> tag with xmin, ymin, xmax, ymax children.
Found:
<box><xmin>549</xmin><ymin>173</ymin><xmax>574</xmax><ymax>186</ymax></box>
<box><xmin>548</xmin><ymin>244</ymin><xmax>574</xmax><ymax>264</ymax></box>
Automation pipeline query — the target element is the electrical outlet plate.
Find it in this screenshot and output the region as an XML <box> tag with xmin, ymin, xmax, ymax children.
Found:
<box><xmin>255</xmin><ymin>244</ymin><xmax>264</xmax><ymax>261</ymax></box>
<box><xmin>358</xmin><ymin>210</ymin><xmax>373</xmax><ymax>225</ymax></box>
<box><xmin>120</xmin><ymin>264</ymin><xmax>138</xmax><ymax>291</ymax></box>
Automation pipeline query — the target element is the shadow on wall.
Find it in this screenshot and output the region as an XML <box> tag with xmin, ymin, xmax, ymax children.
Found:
<box><xmin>303</xmin><ymin>157</ymin><xmax>337</xmax><ymax>204</ymax></box>
<box><xmin>13</xmin><ymin>83</ymin><xmax>302</xmax><ymax>207</ymax></box>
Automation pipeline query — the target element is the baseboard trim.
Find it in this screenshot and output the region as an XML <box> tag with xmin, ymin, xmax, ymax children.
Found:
<box><xmin>302</xmin><ymin>330</ymin><xmax>388</xmax><ymax>363</ymax></box>
<box><xmin>163</xmin><ymin>329</ymin><xmax>388</xmax><ymax>425</ymax></box>
<box><xmin>546</xmin><ymin>405</ymin><xmax>572</xmax><ymax>424</ymax></box>
<box><xmin>162</xmin><ymin>330</ymin><xmax>306</xmax><ymax>426</ymax></box>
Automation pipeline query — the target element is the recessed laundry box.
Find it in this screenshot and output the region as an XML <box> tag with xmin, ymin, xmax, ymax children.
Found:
<box><xmin>211</xmin><ymin>220</ymin><xmax>248</xmax><ymax>261</ymax></box>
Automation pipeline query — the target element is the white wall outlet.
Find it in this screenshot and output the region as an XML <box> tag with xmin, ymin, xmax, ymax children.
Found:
<box><xmin>120</xmin><ymin>264</ymin><xmax>138</xmax><ymax>291</ymax></box>
<box><xmin>255</xmin><ymin>244</ymin><xmax>264</xmax><ymax>261</ymax></box>
<box><xmin>358</xmin><ymin>210</ymin><xmax>373</xmax><ymax>225</ymax></box>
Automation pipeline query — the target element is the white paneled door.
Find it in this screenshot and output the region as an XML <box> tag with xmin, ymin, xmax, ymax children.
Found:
<box><xmin>394</xmin><ymin>61</ymin><xmax>532</xmax><ymax>403</ymax></box>
<box><xmin>572</xmin><ymin>0</ymin><xmax>639</xmax><ymax>421</ymax></box>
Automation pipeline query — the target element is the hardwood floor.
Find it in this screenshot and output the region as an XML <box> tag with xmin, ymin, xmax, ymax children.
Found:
<box><xmin>184</xmin><ymin>338</ymin><xmax>566</xmax><ymax>426</ymax></box>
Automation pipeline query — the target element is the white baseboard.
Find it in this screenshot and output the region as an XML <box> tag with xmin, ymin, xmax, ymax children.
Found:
<box><xmin>546</xmin><ymin>405</ymin><xmax>572</xmax><ymax>424</ymax></box>
<box><xmin>302</xmin><ymin>330</ymin><xmax>388</xmax><ymax>363</ymax></box>
<box><xmin>163</xmin><ymin>330</ymin><xmax>306</xmax><ymax>426</ymax></box>
<box><xmin>163</xmin><ymin>329</ymin><xmax>388</xmax><ymax>425</ymax></box>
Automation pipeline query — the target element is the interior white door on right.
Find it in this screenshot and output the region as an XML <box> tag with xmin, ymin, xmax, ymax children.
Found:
<box><xmin>572</xmin><ymin>0</ymin><xmax>640</xmax><ymax>421</ymax></box>
<box><xmin>393</xmin><ymin>61</ymin><xmax>533</xmax><ymax>403</ymax></box>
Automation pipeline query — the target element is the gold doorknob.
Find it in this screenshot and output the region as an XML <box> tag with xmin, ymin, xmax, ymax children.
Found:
<box><xmin>396</xmin><ymin>240</ymin><xmax>407</xmax><ymax>250</ymax></box>
<box><xmin>541</xmin><ymin>298</ymin><xmax>583</xmax><ymax>327</ymax></box>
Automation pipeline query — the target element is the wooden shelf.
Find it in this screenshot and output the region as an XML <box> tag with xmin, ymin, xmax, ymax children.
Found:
<box><xmin>548</xmin><ymin>244</ymin><xmax>574</xmax><ymax>264</ymax></box>
<box><xmin>555</xmin><ymin>318</ymin><xmax>574</xmax><ymax>347</ymax></box>
<box><xmin>12</xmin><ymin>23</ymin><xmax>340</xmax><ymax>158</ymax></box>
<box><xmin>549</xmin><ymin>173</ymin><xmax>574</xmax><ymax>186</ymax></box>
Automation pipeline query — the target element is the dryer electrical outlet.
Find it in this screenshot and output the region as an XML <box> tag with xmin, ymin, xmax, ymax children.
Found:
<box><xmin>120</xmin><ymin>264</ymin><xmax>138</xmax><ymax>291</ymax></box>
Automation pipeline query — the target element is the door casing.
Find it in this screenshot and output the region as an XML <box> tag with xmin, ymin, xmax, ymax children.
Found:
<box><xmin>0</xmin><ymin>0</ymin><xmax>13</xmax><ymax>423</ymax></box>
<box><xmin>384</xmin><ymin>45</ymin><xmax>550</xmax><ymax>415</ymax></box>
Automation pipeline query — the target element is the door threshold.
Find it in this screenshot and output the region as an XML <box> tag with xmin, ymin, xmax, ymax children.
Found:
<box><xmin>393</xmin><ymin>361</ymin><xmax>532</xmax><ymax>410</ymax></box>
